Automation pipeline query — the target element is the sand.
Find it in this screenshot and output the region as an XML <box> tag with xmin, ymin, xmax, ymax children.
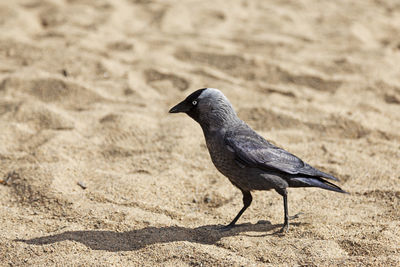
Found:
<box><xmin>0</xmin><ymin>0</ymin><xmax>399</xmax><ymax>266</ymax></box>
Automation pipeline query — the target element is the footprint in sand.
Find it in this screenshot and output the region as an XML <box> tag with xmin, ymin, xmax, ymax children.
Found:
<box><xmin>1</xmin><ymin>77</ymin><xmax>103</xmax><ymax>110</ymax></box>
<box><xmin>144</xmin><ymin>69</ymin><xmax>189</xmax><ymax>92</ymax></box>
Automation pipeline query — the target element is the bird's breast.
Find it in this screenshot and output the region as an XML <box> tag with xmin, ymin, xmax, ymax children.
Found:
<box><xmin>205</xmin><ymin>134</ymin><xmax>239</xmax><ymax>178</ymax></box>
<box><xmin>203</xmin><ymin>131</ymin><xmax>282</xmax><ymax>191</ymax></box>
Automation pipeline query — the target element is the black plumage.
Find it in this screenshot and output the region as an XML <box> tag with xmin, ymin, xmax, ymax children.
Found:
<box><xmin>170</xmin><ymin>88</ymin><xmax>346</xmax><ymax>232</ymax></box>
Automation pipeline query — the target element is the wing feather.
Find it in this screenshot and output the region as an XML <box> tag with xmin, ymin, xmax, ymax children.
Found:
<box><xmin>225</xmin><ymin>124</ymin><xmax>338</xmax><ymax>181</ymax></box>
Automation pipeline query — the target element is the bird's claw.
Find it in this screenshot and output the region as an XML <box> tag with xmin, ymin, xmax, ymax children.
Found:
<box><xmin>289</xmin><ymin>212</ymin><xmax>303</xmax><ymax>220</ymax></box>
<box><xmin>278</xmin><ymin>212</ymin><xmax>303</xmax><ymax>233</ymax></box>
<box><xmin>279</xmin><ymin>224</ymin><xmax>289</xmax><ymax>233</ymax></box>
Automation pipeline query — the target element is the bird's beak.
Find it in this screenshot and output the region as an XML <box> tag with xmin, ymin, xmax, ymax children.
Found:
<box><xmin>169</xmin><ymin>100</ymin><xmax>190</xmax><ymax>113</ymax></box>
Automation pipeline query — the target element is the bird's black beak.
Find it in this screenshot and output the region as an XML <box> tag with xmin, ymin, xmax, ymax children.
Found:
<box><xmin>169</xmin><ymin>100</ymin><xmax>190</xmax><ymax>113</ymax></box>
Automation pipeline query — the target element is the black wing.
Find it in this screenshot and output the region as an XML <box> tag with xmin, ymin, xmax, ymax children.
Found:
<box><xmin>225</xmin><ymin>124</ymin><xmax>338</xmax><ymax>181</ymax></box>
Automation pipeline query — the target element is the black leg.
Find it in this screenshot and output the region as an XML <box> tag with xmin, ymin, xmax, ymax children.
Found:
<box><xmin>221</xmin><ymin>190</ymin><xmax>252</xmax><ymax>230</ymax></box>
<box><xmin>276</xmin><ymin>188</ymin><xmax>289</xmax><ymax>233</ymax></box>
<box><xmin>281</xmin><ymin>190</ymin><xmax>289</xmax><ymax>232</ymax></box>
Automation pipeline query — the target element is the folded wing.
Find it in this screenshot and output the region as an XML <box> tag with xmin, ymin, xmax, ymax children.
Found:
<box><xmin>225</xmin><ymin>124</ymin><xmax>339</xmax><ymax>181</ymax></box>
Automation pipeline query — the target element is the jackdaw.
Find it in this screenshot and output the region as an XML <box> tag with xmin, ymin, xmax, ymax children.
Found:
<box><xmin>169</xmin><ymin>88</ymin><xmax>346</xmax><ymax>232</ymax></box>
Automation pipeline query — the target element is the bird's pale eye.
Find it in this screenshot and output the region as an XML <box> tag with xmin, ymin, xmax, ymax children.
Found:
<box><xmin>192</xmin><ymin>100</ymin><xmax>197</xmax><ymax>106</ymax></box>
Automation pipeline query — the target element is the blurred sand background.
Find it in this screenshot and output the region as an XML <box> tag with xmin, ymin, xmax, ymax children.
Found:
<box><xmin>1</xmin><ymin>0</ymin><xmax>400</xmax><ymax>266</ymax></box>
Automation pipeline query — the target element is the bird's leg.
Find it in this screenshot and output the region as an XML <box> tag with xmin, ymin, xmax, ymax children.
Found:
<box><xmin>276</xmin><ymin>188</ymin><xmax>290</xmax><ymax>233</ymax></box>
<box><xmin>281</xmin><ymin>190</ymin><xmax>289</xmax><ymax>233</ymax></box>
<box><xmin>221</xmin><ymin>190</ymin><xmax>252</xmax><ymax>231</ymax></box>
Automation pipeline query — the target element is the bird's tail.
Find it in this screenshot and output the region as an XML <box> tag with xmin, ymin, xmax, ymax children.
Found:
<box><xmin>289</xmin><ymin>177</ymin><xmax>348</xmax><ymax>193</ymax></box>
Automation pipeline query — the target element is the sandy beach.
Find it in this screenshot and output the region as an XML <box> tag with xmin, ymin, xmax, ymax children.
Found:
<box><xmin>1</xmin><ymin>0</ymin><xmax>399</xmax><ymax>266</ymax></box>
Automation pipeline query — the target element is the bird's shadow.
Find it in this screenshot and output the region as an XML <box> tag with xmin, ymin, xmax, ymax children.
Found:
<box><xmin>16</xmin><ymin>222</ymin><xmax>297</xmax><ymax>252</ymax></box>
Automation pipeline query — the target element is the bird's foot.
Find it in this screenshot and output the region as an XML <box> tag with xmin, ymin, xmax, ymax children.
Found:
<box><xmin>279</xmin><ymin>224</ymin><xmax>289</xmax><ymax>233</ymax></box>
<box><xmin>278</xmin><ymin>213</ymin><xmax>302</xmax><ymax>233</ymax></box>
<box><xmin>288</xmin><ymin>212</ymin><xmax>303</xmax><ymax>220</ymax></box>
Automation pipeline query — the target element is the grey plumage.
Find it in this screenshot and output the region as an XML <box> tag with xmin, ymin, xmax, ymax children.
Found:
<box><xmin>169</xmin><ymin>88</ymin><xmax>346</xmax><ymax>232</ymax></box>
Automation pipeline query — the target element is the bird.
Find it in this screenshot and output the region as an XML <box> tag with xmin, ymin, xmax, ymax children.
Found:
<box><xmin>169</xmin><ymin>88</ymin><xmax>346</xmax><ymax>232</ymax></box>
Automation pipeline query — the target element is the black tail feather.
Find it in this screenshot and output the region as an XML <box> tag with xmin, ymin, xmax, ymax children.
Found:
<box><xmin>318</xmin><ymin>171</ymin><xmax>340</xmax><ymax>182</ymax></box>
<box><xmin>289</xmin><ymin>177</ymin><xmax>347</xmax><ymax>193</ymax></box>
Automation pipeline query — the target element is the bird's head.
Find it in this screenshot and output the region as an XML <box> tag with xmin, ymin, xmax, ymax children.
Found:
<box><xmin>169</xmin><ymin>88</ymin><xmax>238</xmax><ymax>130</ymax></box>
